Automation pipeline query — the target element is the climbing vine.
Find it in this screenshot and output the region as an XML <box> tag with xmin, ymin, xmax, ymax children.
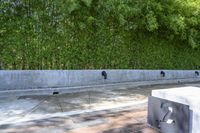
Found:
<box><xmin>0</xmin><ymin>0</ymin><xmax>200</xmax><ymax>69</ymax></box>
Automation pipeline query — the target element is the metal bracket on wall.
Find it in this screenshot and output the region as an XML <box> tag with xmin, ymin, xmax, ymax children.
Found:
<box><xmin>102</xmin><ymin>71</ymin><xmax>107</xmax><ymax>79</ymax></box>
<box><xmin>148</xmin><ymin>96</ymin><xmax>190</xmax><ymax>133</ymax></box>
<box><xmin>195</xmin><ymin>71</ymin><xmax>199</xmax><ymax>76</ymax></box>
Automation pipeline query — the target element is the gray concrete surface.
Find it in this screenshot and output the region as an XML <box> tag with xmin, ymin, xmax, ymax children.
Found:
<box><xmin>0</xmin><ymin>70</ymin><xmax>200</xmax><ymax>97</ymax></box>
<box><xmin>0</xmin><ymin>105</ymin><xmax>152</xmax><ymax>133</ymax></box>
<box><xmin>1</xmin><ymin>70</ymin><xmax>200</xmax><ymax>133</ymax></box>
<box><xmin>0</xmin><ymin>82</ymin><xmax>200</xmax><ymax>127</ymax></box>
<box><xmin>152</xmin><ymin>87</ymin><xmax>200</xmax><ymax>133</ymax></box>
<box><xmin>1</xmin><ymin>77</ymin><xmax>200</xmax><ymax>97</ymax></box>
<box><xmin>0</xmin><ymin>70</ymin><xmax>200</xmax><ymax>91</ymax></box>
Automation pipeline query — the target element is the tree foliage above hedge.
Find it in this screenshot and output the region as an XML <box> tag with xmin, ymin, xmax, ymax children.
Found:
<box><xmin>0</xmin><ymin>0</ymin><xmax>200</xmax><ymax>69</ymax></box>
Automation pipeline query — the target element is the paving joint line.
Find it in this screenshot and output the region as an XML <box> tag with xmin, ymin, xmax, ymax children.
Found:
<box><xmin>57</xmin><ymin>98</ymin><xmax>64</xmax><ymax>112</ymax></box>
<box><xmin>23</xmin><ymin>97</ymin><xmax>48</xmax><ymax>116</ymax></box>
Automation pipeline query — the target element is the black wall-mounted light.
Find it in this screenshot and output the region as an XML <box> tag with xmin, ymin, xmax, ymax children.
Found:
<box><xmin>161</xmin><ymin>71</ymin><xmax>165</xmax><ymax>77</ymax></box>
<box><xmin>195</xmin><ymin>71</ymin><xmax>199</xmax><ymax>76</ymax></box>
<box><xmin>102</xmin><ymin>71</ymin><xmax>107</xmax><ymax>79</ymax></box>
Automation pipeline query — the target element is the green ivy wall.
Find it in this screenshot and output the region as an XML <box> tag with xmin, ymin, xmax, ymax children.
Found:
<box><xmin>1</xmin><ymin>0</ymin><xmax>200</xmax><ymax>69</ymax></box>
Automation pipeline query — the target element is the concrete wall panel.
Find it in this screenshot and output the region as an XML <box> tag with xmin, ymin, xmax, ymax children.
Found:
<box><xmin>0</xmin><ymin>70</ymin><xmax>200</xmax><ymax>91</ymax></box>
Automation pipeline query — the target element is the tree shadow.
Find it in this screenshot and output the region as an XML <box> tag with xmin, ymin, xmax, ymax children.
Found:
<box><xmin>102</xmin><ymin>123</ymin><xmax>161</xmax><ymax>133</ymax></box>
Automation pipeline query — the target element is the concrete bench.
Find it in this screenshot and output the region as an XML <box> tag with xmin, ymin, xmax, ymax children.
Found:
<box><xmin>148</xmin><ymin>87</ymin><xmax>200</xmax><ymax>133</ymax></box>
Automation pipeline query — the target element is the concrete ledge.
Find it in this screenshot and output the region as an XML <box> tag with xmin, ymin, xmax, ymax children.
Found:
<box><xmin>0</xmin><ymin>70</ymin><xmax>200</xmax><ymax>90</ymax></box>
<box><xmin>0</xmin><ymin>77</ymin><xmax>200</xmax><ymax>97</ymax></box>
<box><xmin>0</xmin><ymin>70</ymin><xmax>200</xmax><ymax>97</ymax></box>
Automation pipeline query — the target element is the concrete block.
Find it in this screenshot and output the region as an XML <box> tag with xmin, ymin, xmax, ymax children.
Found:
<box><xmin>152</xmin><ymin>87</ymin><xmax>200</xmax><ymax>133</ymax></box>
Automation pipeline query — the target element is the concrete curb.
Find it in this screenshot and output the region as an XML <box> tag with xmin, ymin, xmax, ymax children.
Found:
<box><xmin>0</xmin><ymin>77</ymin><xmax>200</xmax><ymax>97</ymax></box>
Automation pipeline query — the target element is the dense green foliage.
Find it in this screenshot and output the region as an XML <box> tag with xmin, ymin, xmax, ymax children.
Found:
<box><xmin>0</xmin><ymin>0</ymin><xmax>200</xmax><ymax>69</ymax></box>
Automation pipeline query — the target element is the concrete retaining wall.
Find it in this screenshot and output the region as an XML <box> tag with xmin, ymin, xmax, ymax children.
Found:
<box><xmin>0</xmin><ymin>70</ymin><xmax>200</xmax><ymax>91</ymax></box>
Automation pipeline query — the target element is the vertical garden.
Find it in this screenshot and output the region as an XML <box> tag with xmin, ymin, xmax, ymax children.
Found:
<box><xmin>1</xmin><ymin>0</ymin><xmax>200</xmax><ymax>69</ymax></box>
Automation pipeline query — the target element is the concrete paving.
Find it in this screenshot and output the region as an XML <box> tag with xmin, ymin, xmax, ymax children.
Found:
<box><xmin>0</xmin><ymin>82</ymin><xmax>200</xmax><ymax>133</ymax></box>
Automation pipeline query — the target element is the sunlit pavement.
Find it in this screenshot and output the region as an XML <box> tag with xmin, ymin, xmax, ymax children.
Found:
<box><xmin>1</xmin><ymin>82</ymin><xmax>200</xmax><ymax>133</ymax></box>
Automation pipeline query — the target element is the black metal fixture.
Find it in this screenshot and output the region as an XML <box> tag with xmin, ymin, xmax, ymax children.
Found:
<box><xmin>53</xmin><ymin>91</ymin><xmax>59</xmax><ymax>95</ymax></box>
<box><xmin>101</xmin><ymin>71</ymin><xmax>107</xmax><ymax>79</ymax></box>
<box><xmin>160</xmin><ymin>71</ymin><xmax>165</xmax><ymax>77</ymax></box>
<box><xmin>195</xmin><ymin>71</ymin><xmax>199</xmax><ymax>76</ymax></box>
